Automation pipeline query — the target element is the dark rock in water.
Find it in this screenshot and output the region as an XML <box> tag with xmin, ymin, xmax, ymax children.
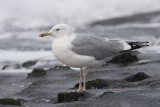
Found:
<box><xmin>0</xmin><ymin>98</ymin><xmax>21</xmax><ymax>106</ymax></box>
<box><xmin>126</xmin><ymin>72</ymin><xmax>149</xmax><ymax>82</ymax></box>
<box><xmin>58</xmin><ymin>92</ymin><xmax>90</xmax><ymax>103</ymax></box>
<box><xmin>86</xmin><ymin>79</ymin><xmax>108</xmax><ymax>89</ymax></box>
<box><xmin>54</xmin><ymin>66</ymin><xmax>70</xmax><ymax>69</ymax></box>
<box><xmin>1</xmin><ymin>64</ymin><xmax>20</xmax><ymax>70</ymax></box>
<box><xmin>27</xmin><ymin>69</ymin><xmax>47</xmax><ymax>78</ymax></box>
<box><xmin>22</xmin><ymin>60</ymin><xmax>37</xmax><ymax>68</ymax></box>
<box><xmin>109</xmin><ymin>53</ymin><xmax>138</xmax><ymax>64</ymax></box>
<box><xmin>74</xmin><ymin>79</ymin><xmax>109</xmax><ymax>89</ymax></box>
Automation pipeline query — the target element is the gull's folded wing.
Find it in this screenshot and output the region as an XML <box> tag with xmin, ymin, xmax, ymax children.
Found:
<box><xmin>71</xmin><ymin>34</ymin><xmax>131</xmax><ymax>60</ymax></box>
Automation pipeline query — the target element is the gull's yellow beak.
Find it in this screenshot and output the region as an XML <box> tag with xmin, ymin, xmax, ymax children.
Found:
<box><xmin>39</xmin><ymin>32</ymin><xmax>52</xmax><ymax>37</ymax></box>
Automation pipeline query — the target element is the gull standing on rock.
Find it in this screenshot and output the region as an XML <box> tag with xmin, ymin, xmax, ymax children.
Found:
<box><xmin>39</xmin><ymin>23</ymin><xmax>149</xmax><ymax>92</ymax></box>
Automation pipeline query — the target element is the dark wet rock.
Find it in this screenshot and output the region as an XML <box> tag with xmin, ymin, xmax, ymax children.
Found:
<box><xmin>109</xmin><ymin>53</ymin><xmax>138</xmax><ymax>64</ymax></box>
<box><xmin>54</xmin><ymin>66</ymin><xmax>70</xmax><ymax>69</ymax></box>
<box><xmin>126</xmin><ymin>72</ymin><xmax>150</xmax><ymax>82</ymax></box>
<box><xmin>1</xmin><ymin>64</ymin><xmax>20</xmax><ymax>70</ymax></box>
<box><xmin>90</xmin><ymin>11</ymin><xmax>160</xmax><ymax>26</ymax></box>
<box><xmin>22</xmin><ymin>60</ymin><xmax>37</xmax><ymax>68</ymax></box>
<box><xmin>74</xmin><ymin>79</ymin><xmax>108</xmax><ymax>89</ymax></box>
<box><xmin>0</xmin><ymin>98</ymin><xmax>21</xmax><ymax>106</ymax></box>
<box><xmin>86</xmin><ymin>79</ymin><xmax>108</xmax><ymax>89</ymax></box>
<box><xmin>58</xmin><ymin>92</ymin><xmax>90</xmax><ymax>103</ymax></box>
<box><xmin>74</xmin><ymin>79</ymin><xmax>128</xmax><ymax>89</ymax></box>
<box><xmin>27</xmin><ymin>69</ymin><xmax>47</xmax><ymax>78</ymax></box>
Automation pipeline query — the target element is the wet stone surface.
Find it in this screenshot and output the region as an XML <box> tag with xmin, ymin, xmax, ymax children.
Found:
<box><xmin>109</xmin><ymin>52</ymin><xmax>139</xmax><ymax>64</ymax></box>
<box><xmin>27</xmin><ymin>69</ymin><xmax>47</xmax><ymax>78</ymax></box>
<box><xmin>0</xmin><ymin>98</ymin><xmax>21</xmax><ymax>106</ymax></box>
<box><xmin>57</xmin><ymin>92</ymin><xmax>90</xmax><ymax>103</ymax></box>
<box><xmin>0</xmin><ymin>61</ymin><xmax>160</xmax><ymax>107</ymax></box>
<box><xmin>125</xmin><ymin>72</ymin><xmax>150</xmax><ymax>82</ymax></box>
<box><xmin>22</xmin><ymin>60</ymin><xmax>37</xmax><ymax>68</ymax></box>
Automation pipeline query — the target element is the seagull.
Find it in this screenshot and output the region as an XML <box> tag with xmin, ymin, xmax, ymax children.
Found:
<box><xmin>39</xmin><ymin>23</ymin><xmax>149</xmax><ymax>92</ymax></box>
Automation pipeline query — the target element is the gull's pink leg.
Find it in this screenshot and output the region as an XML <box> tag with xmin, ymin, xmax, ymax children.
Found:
<box><xmin>82</xmin><ymin>70</ymin><xmax>86</xmax><ymax>91</ymax></box>
<box><xmin>79</xmin><ymin>68</ymin><xmax>82</xmax><ymax>90</ymax></box>
<box><xmin>75</xmin><ymin>68</ymin><xmax>82</xmax><ymax>92</ymax></box>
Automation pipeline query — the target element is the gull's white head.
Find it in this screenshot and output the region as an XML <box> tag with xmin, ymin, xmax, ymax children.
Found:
<box><xmin>39</xmin><ymin>23</ymin><xmax>74</xmax><ymax>38</ymax></box>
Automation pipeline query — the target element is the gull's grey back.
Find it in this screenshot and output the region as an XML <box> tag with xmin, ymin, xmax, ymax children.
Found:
<box><xmin>71</xmin><ymin>34</ymin><xmax>124</xmax><ymax>60</ymax></box>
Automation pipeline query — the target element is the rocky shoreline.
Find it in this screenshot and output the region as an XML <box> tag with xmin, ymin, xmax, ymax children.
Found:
<box><xmin>1</xmin><ymin>53</ymin><xmax>160</xmax><ymax>107</ymax></box>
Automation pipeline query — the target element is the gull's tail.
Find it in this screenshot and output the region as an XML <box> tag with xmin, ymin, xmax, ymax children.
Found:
<box><xmin>120</xmin><ymin>41</ymin><xmax>149</xmax><ymax>53</ymax></box>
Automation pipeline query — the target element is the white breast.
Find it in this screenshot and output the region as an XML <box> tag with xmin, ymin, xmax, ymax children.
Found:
<box><xmin>52</xmin><ymin>35</ymin><xmax>104</xmax><ymax>68</ymax></box>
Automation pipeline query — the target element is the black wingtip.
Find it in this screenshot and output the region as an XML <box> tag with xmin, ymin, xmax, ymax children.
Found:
<box><xmin>120</xmin><ymin>41</ymin><xmax>149</xmax><ymax>53</ymax></box>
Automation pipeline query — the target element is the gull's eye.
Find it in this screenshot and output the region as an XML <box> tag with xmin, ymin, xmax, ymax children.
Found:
<box><xmin>56</xmin><ymin>29</ymin><xmax>60</xmax><ymax>31</ymax></box>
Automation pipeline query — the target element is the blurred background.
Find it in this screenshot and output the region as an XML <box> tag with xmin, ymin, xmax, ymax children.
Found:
<box><xmin>0</xmin><ymin>0</ymin><xmax>160</xmax><ymax>72</ymax></box>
